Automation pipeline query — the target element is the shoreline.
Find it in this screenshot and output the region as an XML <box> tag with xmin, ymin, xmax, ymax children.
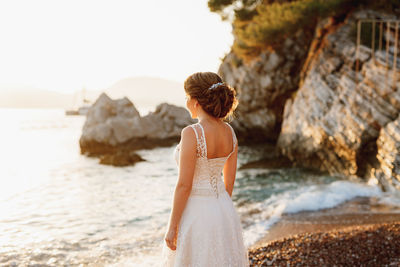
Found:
<box><xmin>248</xmin><ymin>197</ymin><xmax>400</xmax><ymax>266</ymax></box>
<box><xmin>252</xmin><ymin>212</ymin><xmax>400</xmax><ymax>248</ymax></box>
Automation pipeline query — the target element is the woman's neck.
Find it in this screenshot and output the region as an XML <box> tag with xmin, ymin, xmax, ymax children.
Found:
<box><xmin>197</xmin><ymin>113</ymin><xmax>222</xmax><ymax>124</ymax></box>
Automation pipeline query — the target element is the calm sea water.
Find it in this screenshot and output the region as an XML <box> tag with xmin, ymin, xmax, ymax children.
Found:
<box><xmin>1</xmin><ymin>108</ymin><xmax>400</xmax><ymax>266</ymax></box>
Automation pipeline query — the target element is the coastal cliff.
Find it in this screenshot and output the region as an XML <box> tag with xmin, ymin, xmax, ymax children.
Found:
<box><xmin>277</xmin><ymin>10</ymin><xmax>400</xmax><ymax>180</ymax></box>
<box><xmin>218</xmin><ymin>7</ymin><xmax>400</xmax><ymax>190</ymax></box>
<box><xmin>219</xmin><ymin>29</ymin><xmax>311</xmax><ymax>142</ymax></box>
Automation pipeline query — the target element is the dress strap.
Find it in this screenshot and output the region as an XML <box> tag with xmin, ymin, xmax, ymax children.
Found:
<box><xmin>197</xmin><ymin>123</ymin><xmax>208</xmax><ymax>158</ymax></box>
<box><xmin>190</xmin><ymin>123</ymin><xmax>207</xmax><ymax>158</ymax></box>
<box><xmin>225</xmin><ymin>122</ymin><xmax>237</xmax><ymax>157</ymax></box>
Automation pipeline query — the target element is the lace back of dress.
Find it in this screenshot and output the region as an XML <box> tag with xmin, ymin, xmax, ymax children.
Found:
<box><xmin>189</xmin><ymin>123</ymin><xmax>237</xmax><ymax>198</ymax></box>
<box><xmin>190</xmin><ymin>123</ymin><xmax>237</xmax><ymax>158</ymax></box>
<box><xmin>190</xmin><ymin>124</ymin><xmax>207</xmax><ymax>159</ymax></box>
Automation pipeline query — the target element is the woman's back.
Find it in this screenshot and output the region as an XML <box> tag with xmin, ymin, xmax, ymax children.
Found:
<box><xmin>199</xmin><ymin>121</ymin><xmax>234</xmax><ymax>159</ymax></box>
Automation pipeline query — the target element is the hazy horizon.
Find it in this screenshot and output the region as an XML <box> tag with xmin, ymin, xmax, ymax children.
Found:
<box><xmin>0</xmin><ymin>0</ymin><xmax>233</xmax><ymax>98</ymax></box>
<box><xmin>0</xmin><ymin>75</ymin><xmax>187</xmax><ymax>110</ymax></box>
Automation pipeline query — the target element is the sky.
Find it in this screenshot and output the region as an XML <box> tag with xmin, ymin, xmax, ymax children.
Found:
<box><xmin>0</xmin><ymin>0</ymin><xmax>233</xmax><ymax>94</ymax></box>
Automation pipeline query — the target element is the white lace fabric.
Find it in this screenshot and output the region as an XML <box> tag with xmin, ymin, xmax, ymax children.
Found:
<box><xmin>162</xmin><ymin>122</ymin><xmax>249</xmax><ymax>267</ymax></box>
<box><xmin>174</xmin><ymin>122</ymin><xmax>237</xmax><ymax>198</ymax></box>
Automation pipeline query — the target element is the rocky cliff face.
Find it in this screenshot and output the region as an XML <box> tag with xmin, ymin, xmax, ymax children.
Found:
<box><xmin>374</xmin><ymin>115</ymin><xmax>400</xmax><ymax>191</ymax></box>
<box><xmin>277</xmin><ymin>10</ymin><xmax>400</xmax><ymax>187</ymax></box>
<box><xmin>219</xmin><ymin>8</ymin><xmax>400</xmax><ymax>191</ymax></box>
<box><xmin>219</xmin><ymin>29</ymin><xmax>312</xmax><ymax>142</ymax></box>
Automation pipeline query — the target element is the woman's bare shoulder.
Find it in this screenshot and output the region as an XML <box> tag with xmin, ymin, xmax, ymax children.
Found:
<box><xmin>180</xmin><ymin>125</ymin><xmax>197</xmax><ymax>141</ymax></box>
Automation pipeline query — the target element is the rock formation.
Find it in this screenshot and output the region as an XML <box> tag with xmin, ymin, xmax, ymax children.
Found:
<box><xmin>374</xmin><ymin>116</ymin><xmax>400</xmax><ymax>191</ymax></box>
<box><xmin>79</xmin><ymin>93</ymin><xmax>196</xmax><ymax>166</ymax></box>
<box><xmin>218</xmin><ymin>7</ymin><xmax>400</xmax><ymax>191</ymax></box>
<box><xmin>219</xmin><ymin>28</ymin><xmax>312</xmax><ymax>142</ymax></box>
<box><xmin>276</xmin><ymin>10</ymin><xmax>400</xmax><ymax>189</ymax></box>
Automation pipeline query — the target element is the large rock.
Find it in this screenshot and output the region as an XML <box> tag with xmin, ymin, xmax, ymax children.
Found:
<box><xmin>80</xmin><ymin>93</ymin><xmax>141</xmax><ymax>146</ymax></box>
<box><xmin>79</xmin><ymin>92</ymin><xmax>196</xmax><ymax>166</ymax></box>
<box><xmin>277</xmin><ymin>10</ymin><xmax>400</xmax><ymax>186</ymax></box>
<box><xmin>218</xmin><ymin>29</ymin><xmax>312</xmax><ymax>142</ymax></box>
<box><xmin>372</xmin><ymin>116</ymin><xmax>400</xmax><ymax>191</ymax></box>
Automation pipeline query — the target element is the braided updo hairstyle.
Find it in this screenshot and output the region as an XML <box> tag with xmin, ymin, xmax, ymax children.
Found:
<box><xmin>184</xmin><ymin>72</ymin><xmax>238</xmax><ymax>121</ymax></box>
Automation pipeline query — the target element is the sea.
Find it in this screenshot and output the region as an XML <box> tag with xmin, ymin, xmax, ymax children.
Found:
<box><xmin>1</xmin><ymin>107</ymin><xmax>400</xmax><ymax>266</ymax></box>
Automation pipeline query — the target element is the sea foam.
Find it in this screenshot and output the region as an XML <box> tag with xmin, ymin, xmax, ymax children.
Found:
<box><xmin>243</xmin><ymin>180</ymin><xmax>384</xmax><ymax>246</ymax></box>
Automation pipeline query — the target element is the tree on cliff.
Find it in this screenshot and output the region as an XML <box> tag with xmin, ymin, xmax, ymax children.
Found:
<box><xmin>208</xmin><ymin>0</ymin><xmax>400</xmax><ymax>61</ymax></box>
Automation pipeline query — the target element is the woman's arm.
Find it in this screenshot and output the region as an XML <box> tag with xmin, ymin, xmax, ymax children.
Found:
<box><xmin>223</xmin><ymin>140</ymin><xmax>238</xmax><ymax>197</ymax></box>
<box><xmin>165</xmin><ymin>126</ymin><xmax>197</xmax><ymax>250</ymax></box>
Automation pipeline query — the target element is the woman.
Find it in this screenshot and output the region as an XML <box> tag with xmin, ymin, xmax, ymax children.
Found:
<box><xmin>162</xmin><ymin>72</ymin><xmax>249</xmax><ymax>266</ymax></box>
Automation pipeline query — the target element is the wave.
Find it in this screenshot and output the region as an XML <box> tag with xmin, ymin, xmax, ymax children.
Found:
<box><xmin>242</xmin><ymin>180</ymin><xmax>386</xmax><ymax>246</ymax></box>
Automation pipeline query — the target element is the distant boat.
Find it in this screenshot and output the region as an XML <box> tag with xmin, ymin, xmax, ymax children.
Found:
<box><xmin>65</xmin><ymin>88</ymin><xmax>92</xmax><ymax>116</ymax></box>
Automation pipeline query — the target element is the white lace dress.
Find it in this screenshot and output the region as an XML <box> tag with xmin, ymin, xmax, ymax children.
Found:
<box><xmin>161</xmin><ymin>122</ymin><xmax>249</xmax><ymax>267</ymax></box>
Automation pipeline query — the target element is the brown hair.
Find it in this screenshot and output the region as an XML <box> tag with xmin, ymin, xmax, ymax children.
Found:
<box><xmin>184</xmin><ymin>72</ymin><xmax>238</xmax><ymax>121</ymax></box>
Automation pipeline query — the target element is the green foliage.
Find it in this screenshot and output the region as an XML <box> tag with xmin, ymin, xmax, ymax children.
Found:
<box><xmin>366</xmin><ymin>0</ymin><xmax>400</xmax><ymax>12</ymax></box>
<box><xmin>208</xmin><ymin>0</ymin><xmax>399</xmax><ymax>61</ymax></box>
<box><xmin>208</xmin><ymin>0</ymin><xmax>235</xmax><ymax>12</ymax></box>
<box><xmin>234</xmin><ymin>7</ymin><xmax>258</xmax><ymax>21</ymax></box>
<box><xmin>232</xmin><ymin>0</ymin><xmax>358</xmax><ymax>60</ymax></box>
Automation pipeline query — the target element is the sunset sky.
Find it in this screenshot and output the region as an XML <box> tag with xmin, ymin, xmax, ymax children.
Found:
<box><xmin>0</xmin><ymin>0</ymin><xmax>233</xmax><ymax>94</ymax></box>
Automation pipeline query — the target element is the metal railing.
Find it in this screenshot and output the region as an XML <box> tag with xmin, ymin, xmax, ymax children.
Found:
<box><xmin>355</xmin><ymin>19</ymin><xmax>400</xmax><ymax>91</ymax></box>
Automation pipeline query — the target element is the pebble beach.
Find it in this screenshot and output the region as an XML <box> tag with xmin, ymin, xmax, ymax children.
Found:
<box><xmin>249</xmin><ymin>222</ymin><xmax>400</xmax><ymax>266</ymax></box>
<box><xmin>248</xmin><ymin>197</ymin><xmax>400</xmax><ymax>267</ymax></box>
<box><xmin>248</xmin><ymin>196</ymin><xmax>400</xmax><ymax>266</ymax></box>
